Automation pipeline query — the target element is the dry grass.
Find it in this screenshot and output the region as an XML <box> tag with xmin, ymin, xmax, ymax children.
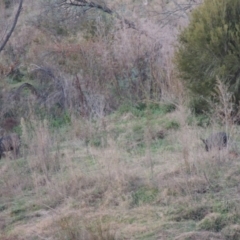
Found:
<box><xmin>0</xmin><ymin>0</ymin><xmax>190</xmax><ymax>120</ymax></box>
<box><xmin>1</xmin><ymin>103</ymin><xmax>240</xmax><ymax>239</ymax></box>
<box><xmin>1</xmin><ymin>0</ymin><xmax>239</xmax><ymax>239</ymax></box>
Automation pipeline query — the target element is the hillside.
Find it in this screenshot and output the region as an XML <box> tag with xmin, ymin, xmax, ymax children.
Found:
<box><xmin>2</xmin><ymin>1</ymin><xmax>240</xmax><ymax>240</ymax></box>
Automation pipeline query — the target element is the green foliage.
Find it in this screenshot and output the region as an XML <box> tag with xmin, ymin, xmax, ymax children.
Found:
<box><xmin>197</xmin><ymin>213</ymin><xmax>227</xmax><ymax>232</ymax></box>
<box><xmin>164</xmin><ymin>120</ymin><xmax>180</xmax><ymax>130</ymax></box>
<box><xmin>117</xmin><ymin>103</ymin><xmax>144</xmax><ymax>117</ymax></box>
<box><xmin>187</xmin><ymin>113</ymin><xmax>211</xmax><ymax>127</ymax></box>
<box><xmin>10</xmin><ymin>201</ymin><xmax>27</xmax><ymax>223</ymax></box>
<box><xmin>213</xmin><ymin>201</ymin><xmax>236</xmax><ymax>215</ymax></box>
<box><xmin>188</xmin><ymin>97</ymin><xmax>210</xmax><ymax>115</ymax></box>
<box><xmin>175</xmin><ymin>0</ymin><xmax>240</xmax><ymax>113</ymax></box>
<box><xmin>136</xmin><ymin>102</ymin><xmax>176</xmax><ymax>115</ymax></box>
<box><xmin>7</xmin><ymin>69</ymin><xmax>24</xmax><ymax>83</ymax></box>
<box><xmin>205</xmin><ymin>212</ymin><xmax>240</xmax><ymax>233</ymax></box>
<box><xmin>49</xmin><ymin>112</ymin><xmax>71</xmax><ymax>129</ymax></box>
<box><xmin>13</xmin><ymin>124</ymin><xmax>22</xmax><ymax>136</ymax></box>
<box><xmin>89</xmin><ymin>132</ymin><xmax>108</xmax><ymax>148</ymax></box>
<box><xmin>33</xmin><ymin>106</ymin><xmax>71</xmax><ymax>129</ymax></box>
<box><xmin>159</xmin><ymin>103</ymin><xmax>176</xmax><ymax>114</ymax></box>
<box><xmin>117</xmin><ymin>102</ymin><xmax>176</xmax><ymax>117</ymax></box>
<box><xmin>131</xmin><ymin>187</ymin><xmax>158</xmax><ymax>207</ymax></box>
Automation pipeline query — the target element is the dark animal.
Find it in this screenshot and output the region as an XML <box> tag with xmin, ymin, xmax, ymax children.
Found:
<box><xmin>201</xmin><ymin>132</ymin><xmax>228</xmax><ymax>152</ymax></box>
<box><xmin>0</xmin><ymin>133</ymin><xmax>20</xmax><ymax>159</ymax></box>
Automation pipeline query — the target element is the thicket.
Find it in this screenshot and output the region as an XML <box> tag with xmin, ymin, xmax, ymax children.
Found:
<box><xmin>0</xmin><ymin>0</ymin><xmax>175</xmax><ymax>128</ymax></box>
<box><xmin>175</xmin><ymin>0</ymin><xmax>240</xmax><ymax>114</ymax></box>
<box><xmin>0</xmin><ymin>0</ymin><xmax>202</xmax><ymax>132</ymax></box>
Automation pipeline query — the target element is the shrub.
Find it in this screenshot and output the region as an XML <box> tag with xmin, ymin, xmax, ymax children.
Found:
<box><xmin>175</xmin><ymin>0</ymin><xmax>240</xmax><ymax>113</ymax></box>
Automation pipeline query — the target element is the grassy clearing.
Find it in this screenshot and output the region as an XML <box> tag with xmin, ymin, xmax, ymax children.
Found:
<box><xmin>0</xmin><ymin>1</ymin><xmax>237</xmax><ymax>239</ymax></box>
<box><xmin>0</xmin><ymin>104</ymin><xmax>240</xmax><ymax>239</ymax></box>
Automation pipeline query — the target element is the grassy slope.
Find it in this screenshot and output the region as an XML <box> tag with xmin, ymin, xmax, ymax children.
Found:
<box><xmin>1</xmin><ymin>104</ymin><xmax>240</xmax><ymax>239</ymax></box>
<box><xmin>3</xmin><ymin>0</ymin><xmax>240</xmax><ymax>239</ymax></box>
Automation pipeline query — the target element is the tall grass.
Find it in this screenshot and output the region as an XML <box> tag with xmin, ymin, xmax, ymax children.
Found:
<box><xmin>4</xmin><ymin>1</ymin><xmax>239</xmax><ymax>239</ymax></box>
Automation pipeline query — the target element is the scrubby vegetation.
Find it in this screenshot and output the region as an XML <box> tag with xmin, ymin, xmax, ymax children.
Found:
<box><xmin>1</xmin><ymin>0</ymin><xmax>240</xmax><ymax>239</ymax></box>
<box><xmin>175</xmin><ymin>0</ymin><xmax>240</xmax><ymax>114</ymax></box>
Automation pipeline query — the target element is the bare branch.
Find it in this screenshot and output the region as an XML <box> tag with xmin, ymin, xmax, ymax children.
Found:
<box><xmin>0</xmin><ymin>0</ymin><xmax>24</xmax><ymax>54</ymax></box>
<box><xmin>58</xmin><ymin>0</ymin><xmax>136</xmax><ymax>29</ymax></box>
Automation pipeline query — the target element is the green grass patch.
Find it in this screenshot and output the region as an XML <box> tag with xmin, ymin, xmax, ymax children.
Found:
<box><xmin>187</xmin><ymin>113</ymin><xmax>211</xmax><ymax>127</ymax></box>
<box><xmin>131</xmin><ymin>187</ymin><xmax>158</xmax><ymax>207</ymax></box>
<box><xmin>10</xmin><ymin>200</ymin><xmax>28</xmax><ymax>223</ymax></box>
<box><xmin>172</xmin><ymin>205</ymin><xmax>211</xmax><ymax>221</ymax></box>
<box><xmin>89</xmin><ymin>132</ymin><xmax>108</xmax><ymax>148</ymax></box>
<box><xmin>164</xmin><ymin>120</ymin><xmax>180</xmax><ymax>130</ymax></box>
<box><xmin>197</xmin><ymin>213</ymin><xmax>227</xmax><ymax>232</ymax></box>
<box><xmin>117</xmin><ymin>102</ymin><xmax>176</xmax><ymax>118</ymax></box>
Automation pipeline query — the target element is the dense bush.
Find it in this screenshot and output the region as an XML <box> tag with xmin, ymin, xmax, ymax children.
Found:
<box><xmin>175</xmin><ymin>0</ymin><xmax>240</xmax><ymax>113</ymax></box>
